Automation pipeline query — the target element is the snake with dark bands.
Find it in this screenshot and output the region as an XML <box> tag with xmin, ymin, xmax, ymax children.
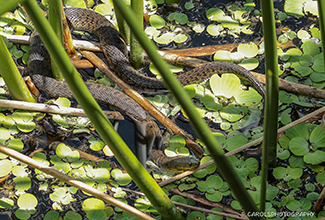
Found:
<box><xmin>28</xmin><ymin>7</ymin><xmax>266</xmax><ymax>172</ymax></box>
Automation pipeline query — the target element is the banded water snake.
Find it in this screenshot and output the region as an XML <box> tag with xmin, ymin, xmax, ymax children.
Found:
<box><xmin>28</xmin><ymin>7</ymin><xmax>266</xmax><ymax>172</ymax></box>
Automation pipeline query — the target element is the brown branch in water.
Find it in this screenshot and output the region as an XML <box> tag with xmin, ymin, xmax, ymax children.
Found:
<box><xmin>0</xmin><ymin>99</ymin><xmax>124</xmax><ymax>120</ymax></box>
<box><xmin>170</xmin><ymin>188</ymin><xmax>248</xmax><ymax>219</ymax></box>
<box><xmin>0</xmin><ymin>145</ymin><xmax>155</xmax><ymax>220</ymax></box>
<box><xmin>122</xmin><ymin>187</ymin><xmax>248</xmax><ymax>219</ymax></box>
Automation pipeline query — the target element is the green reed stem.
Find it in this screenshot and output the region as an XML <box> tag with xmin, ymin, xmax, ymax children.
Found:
<box><xmin>0</xmin><ymin>36</ymin><xmax>36</xmax><ymax>102</ymax></box>
<box><xmin>22</xmin><ymin>1</ymin><xmax>183</xmax><ymax>219</ymax></box>
<box><xmin>48</xmin><ymin>0</ymin><xmax>63</xmax><ymax>80</ymax></box>
<box><xmin>113</xmin><ymin>0</ymin><xmax>129</xmax><ymax>44</ymax></box>
<box><xmin>130</xmin><ymin>0</ymin><xmax>144</xmax><ymax>68</ymax></box>
<box><xmin>317</xmin><ymin>0</ymin><xmax>325</xmax><ymax>64</ymax></box>
<box><xmin>0</xmin><ymin>0</ymin><xmax>25</xmax><ymax>15</ymax></box>
<box><xmin>259</xmin><ymin>0</ymin><xmax>279</xmax><ymax>211</ymax></box>
<box><xmin>113</xmin><ymin>0</ymin><xmax>262</xmax><ymax>218</ymax></box>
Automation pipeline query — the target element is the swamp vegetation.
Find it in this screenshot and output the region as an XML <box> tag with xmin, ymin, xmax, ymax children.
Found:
<box><xmin>0</xmin><ymin>0</ymin><xmax>324</xmax><ymax>219</ymax></box>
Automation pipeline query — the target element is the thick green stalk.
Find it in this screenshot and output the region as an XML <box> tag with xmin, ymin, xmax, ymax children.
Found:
<box><xmin>113</xmin><ymin>0</ymin><xmax>262</xmax><ymax>218</ymax></box>
<box><xmin>112</xmin><ymin>0</ymin><xmax>129</xmax><ymax>44</ymax></box>
<box><xmin>48</xmin><ymin>0</ymin><xmax>63</xmax><ymax>80</ymax></box>
<box><xmin>0</xmin><ymin>36</ymin><xmax>36</xmax><ymax>102</ymax></box>
<box><xmin>21</xmin><ymin>1</ymin><xmax>183</xmax><ymax>219</ymax></box>
<box><xmin>317</xmin><ymin>0</ymin><xmax>325</xmax><ymax>64</ymax></box>
<box><xmin>259</xmin><ymin>0</ymin><xmax>279</xmax><ymax>211</ymax></box>
<box><xmin>0</xmin><ymin>0</ymin><xmax>25</xmax><ymax>15</ymax></box>
<box><xmin>130</xmin><ymin>0</ymin><xmax>144</xmax><ymax>68</ymax></box>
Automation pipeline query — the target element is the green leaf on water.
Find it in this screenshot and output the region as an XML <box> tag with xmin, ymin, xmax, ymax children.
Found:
<box><xmin>289</xmin><ymin>137</ymin><xmax>309</xmax><ymax>156</ymax></box>
<box><xmin>149</xmin><ymin>14</ymin><xmax>165</xmax><ymax>29</ymax></box>
<box><xmin>304</xmin><ymin>150</ymin><xmax>325</xmax><ymax>165</ymax></box>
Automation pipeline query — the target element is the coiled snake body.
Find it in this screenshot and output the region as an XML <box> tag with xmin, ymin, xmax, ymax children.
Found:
<box><xmin>28</xmin><ymin>7</ymin><xmax>265</xmax><ymax>172</ymax></box>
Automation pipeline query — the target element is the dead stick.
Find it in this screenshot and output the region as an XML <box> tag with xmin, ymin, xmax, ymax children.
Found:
<box><xmin>0</xmin><ymin>99</ymin><xmax>124</xmax><ymax>120</ymax></box>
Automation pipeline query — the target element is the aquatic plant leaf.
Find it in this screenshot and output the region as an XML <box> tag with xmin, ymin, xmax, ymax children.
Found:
<box><xmin>206</xmin><ymin>175</ymin><xmax>223</xmax><ymax>189</ymax></box>
<box><xmin>238</xmin><ymin>58</ymin><xmax>259</xmax><ymax>70</ymax></box>
<box><xmin>192</xmin><ymin>23</ymin><xmax>205</xmax><ymax>33</ymax></box>
<box><xmin>310</xmin><ymin>71</ymin><xmax>325</xmax><ymax>83</ymax></box>
<box><xmin>301</xmin><ymin>40</ymin><xmax>320</xmax><ymax>56</ymax></box>
<box><xmin>0</xmin><ymin>159</ymin><xmax>12</xmax><ymax>177</ymax></box>
<box><xmin>303</xmin><ymin>150</ymin><xmax>325</xmax><ymax>165</ymax></box>
<box><xmin>86</xmin><ymin>210</ymin><xmax>107</xmax><ymax>220</ymax></box>
<box><xmin>220</xmin><ymin>104</ymin><xmax>247</xmax><ymax>123</ymax></box>
<box><xmin>202</xmin><ymin>94</ymin><xmax>223</xmax><ymax>111</ymax></box>
<box><xmin>310</xmin><ymin>125</ymin><xmax>325</xmax><ymax>148</ymax></box>
<box><xmin>304</xmin><ymin>0</ymin><xmax>318</xmax><ymax>16</ymax></box>
<box><xmin>83</xmin><ymin>198</ymin><xmax>105</xmax><ymax>211</ymax></box>
<box><xmin>0</xmin><ymin>127</ymin><xmax>10</xmax><ymax>140</ymax></box>
<box><xmin>235</xmin><ymin>87</ymin><xmax>262</xmax><ymax>105</ymax></box>
<box><xmin>224</xmin><ymin>135</ymin><xmax>247</xmax><ymax>151</ymax></box>
<box><xmin>286</xmin><ymin>123</ymin><xmax>309</xmax><ymax>140</ymax></box>
<box><xmin>14</xmin><ymin>176</ymin><xmax>31</xmax><ymax>191</ymax></box>
<box><xmin>206</xmin><ymin>190</ymin><xmax>223</xmax><ymax>202</ymax></box>
<box><xmin>64</xmin><ymin>211</ymin><xmax>82</xmax><ymax>220</ymax></box>
<box><xmin>17</xmin><ymin>193</ymin><xmax>37</xmax><ymax>209</ymax></box>
<box><xmin>64</xmin><ymin>0</ymin><xmax>87</xmax><ymax>8</ymax></box>
<box><xmin>90</xmin><ymin>168</ymin><xmax>110</xmax><ymax>183</ymax></box>
<box><xmin>289</xmin><ymin>137</ymin><xmax>309</xmax><ymax>156</ymax></box>
<box><xmin>266</xmin><ymin>186</ymin><xmax>279</xmax><ymax>201</ymax></box>
<box><xmin>90</xmin><ymin>139</ymin><xmax>105</xmax><ymax>151</ymax></box>
<box><xmin>183</xmin><ymin>2</ymin><xmax>194</xmax><ymax>10</ymax></box>
<box><xmin>193</xmin><ymin>168</ymin><xmax>208</xmax><ymax>178</ymax></box>
<box><xmin>174</xmin><ymin>33</ymin><xmax>187</xmax><ymax>43</ymax></box>
<box><xmin>278</xmin><ymin>147</ymin><xmax>290</xmax><ymax>160</ymax></box>
<box><xmin>210</xmin><ymin>74</ymin><xmax>241</xmax><ymax>99</ymax></box>
<box><xmin>284</xmin><ymin>0</ymin><xmax>304</xmax><ymax>18</ymax></box>
<box><xmin>291</xmin><ymin>62</ymin><xmax>313</xmax><ymax>76</ymax></box>
<box><xmin>188</xmin><ymin>211</ymin><xmax>206</xmax><ymax>220</ymax></box>
<box><xmin>154</xmin><ymin>32</ymin><xmax>174</xmax><ymax>44</ymax></box>
<box><xmin>145</xmin><ymin>26</ymin><xmax>160</xmax><ymax>39</ymax></box>
<box><xmin>206</xmin><ymin>8</ymin><xmax>225</xmax><ymax>21</ymax></box>
<box><xmin>149</xmin><ymin>14</ymin><xmax>165</xmax><ymax>29</ymax></box>
<box><xmin>135</xmin><ymin>197</ymin><xmax>151</xmax><ymax>210</ymax></box>
<box><xmin>94</xmin><ymin>3</ymin><xmax>114</xmax><ymax>17</ymax></box>
<box><xmin>168</xmin><ymin>134</ymin><xmax>186</xmax><ymax>149</ymax></box>
<box><xmin>7</xmin><ymin>138</ymin><xmax>24</xmax><ymax>151</ymax></box>
<box><xmin>230</xmin><ymin>200</ymin><xmax>242</xmax><ymax>210</ymax></box>
<box><xmin>111</xmin><ymin>169</ymin><xmax>132</xmax><ymax>186</ymax></box>
<box><xmin>0</xmin><ymin>198</ymin><xmax>14</xmax><ymax>209</ymax></box>
<box><xmin>213</xmin><ymin>50</ymin><xmax>232</xmax><ymax>61</ymax></box>
<box><xmin>299</xmin><ymin>54</ymin><xmax>313</xmax><ymax>67</ymax></box>
<box><xmin>168</xmin><ymin>12</ymin><xmax>188</xmax><ymax>24</ymax></box>
<box><xmin>312</xmin><ymin>54</ymin><xmax>325</xmax><ymax>72</ymax></box>
<box><xmin>237</xmin><ymin>43</ymin><xmax>258</xmax><ymax>58</ymax></box>
<box><xmin>15</xmin><ymin>208</ymin><xmax>35</xmax><ymax>220</ymax></box>
<box><xmin>206</xmin><ymin>24</ymin><xmax>222</xmax><ymax>36</ymax></box>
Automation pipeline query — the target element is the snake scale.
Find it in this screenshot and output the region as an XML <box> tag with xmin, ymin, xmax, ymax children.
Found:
<box><xmin>28</xmin><ymin>7</ymin><xmax>266</xmax><ymax>172</ymax></box>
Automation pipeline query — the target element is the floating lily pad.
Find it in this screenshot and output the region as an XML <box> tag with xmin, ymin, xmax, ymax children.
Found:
<box><xmin>238</xmin><ymin>58</ymin><xmax>259</xmax><ymax>70</ymax></box>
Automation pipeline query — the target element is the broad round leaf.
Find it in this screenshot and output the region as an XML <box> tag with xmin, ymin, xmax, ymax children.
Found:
<box><xmin>210</xmin><ymin>74</ymin><xmax>241</xmax><ymax>98</ymax></box>
<box><xmin>82</xmin><ymin>198</ymin><xmax>105</xmax><ymax>211</ymax></box>
<box><xmin>17</xmin><ymin>193</ymin><xmax>37</xmax><ymax>209</ymax></box>
<box><xmin>289</xmin><ymin>137</ymin><xmax>309</xmax><ymax>156</ymax></box>
<box><xmin>0</xmin><ymin>159</ymin><xmax>12</xmax><ymax>177</ymax></box>
<box><xmin>304</xmin><ymin>150</ymin><xmax>325</xmax><ymax>165</ymax></box>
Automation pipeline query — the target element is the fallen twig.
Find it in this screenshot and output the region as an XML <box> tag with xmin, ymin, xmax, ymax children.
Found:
<box><xmin>0</xmin><ymin>98</ymin><xmax>124</xmax><ymax>120</ymax></box>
